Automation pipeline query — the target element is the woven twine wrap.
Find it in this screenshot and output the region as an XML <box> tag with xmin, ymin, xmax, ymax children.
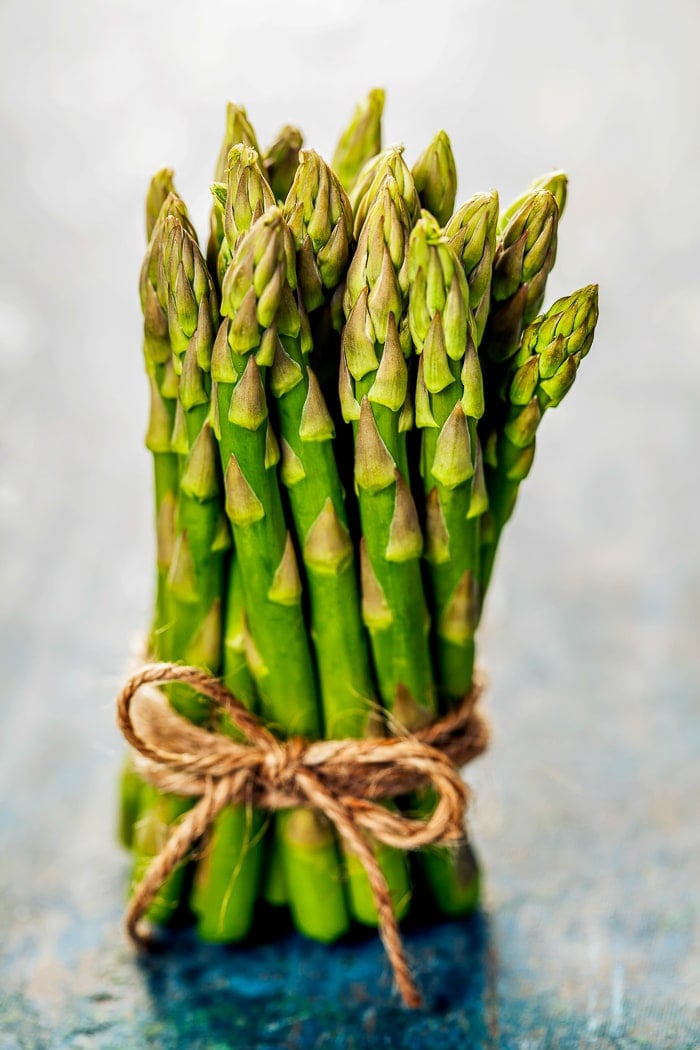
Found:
<box><xmin>116</xmin><ymin>663</ymin><xmax>489</xmax><ymax>1008</ymax></box>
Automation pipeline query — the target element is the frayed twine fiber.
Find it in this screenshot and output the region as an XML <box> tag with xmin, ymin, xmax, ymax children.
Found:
<box><xmin>116</xmin><ymin>662</ymin><xmax>488</xmax><ymax>1008</ymax></box>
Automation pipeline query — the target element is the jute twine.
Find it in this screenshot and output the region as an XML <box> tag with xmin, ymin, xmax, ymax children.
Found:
<box><xmin>116</xmin><ymin>662</ymin><xmax>489</xmax><ymax>1008</ymax></box>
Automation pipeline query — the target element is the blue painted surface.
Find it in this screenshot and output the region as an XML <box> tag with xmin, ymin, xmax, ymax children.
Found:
<box><xmin>1</xmin><ymin>0</ymin><xmax>700</xmax><ymax>1046</ymax></box>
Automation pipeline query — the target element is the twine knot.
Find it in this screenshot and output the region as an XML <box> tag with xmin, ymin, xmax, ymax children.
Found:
<box><xmin>116</xmin><ymin>662</ymin><xmax>488</xmax><ymax>1008</ymax></box>
<box><xmin>263</xmin><ymin>737</ymin><xmax>306</xmax><ymax>793</ymax></box>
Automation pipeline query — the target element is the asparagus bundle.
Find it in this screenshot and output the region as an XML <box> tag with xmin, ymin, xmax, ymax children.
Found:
<box><xmin>121</xmin><ymin>89</ymin><xmax>599</xmax><ymax>948</ymax></box>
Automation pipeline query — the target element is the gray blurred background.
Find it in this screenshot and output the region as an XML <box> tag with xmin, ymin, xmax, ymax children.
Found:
<box><xmin>1</xmin><ymin>0</ymin><xmax>699</xmax><ymax>1046</ymax></box>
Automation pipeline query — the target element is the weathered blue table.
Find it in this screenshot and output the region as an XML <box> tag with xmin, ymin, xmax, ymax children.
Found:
<box><xmin>1</xmin><ymin>0</ymin><xmax>698</xmax><ymax>1045</ymax></box>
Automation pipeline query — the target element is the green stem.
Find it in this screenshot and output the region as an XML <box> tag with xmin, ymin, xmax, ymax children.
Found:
<box><xmin>190</xmin><ymin>560</ymin><xmax>266</xmax><ymax>942</ymax></box>
<box><xmin>358</xmin><ymin>471</ymin><xmax>434</xmax><ymax>723</ymax></box>
<box><xmin>216</xmin><ymin>358</ymin><xmax>350</xmax><ymax>942</ymax></box>
<box><xmin>273</xmin><ymin>330</ymin><xmax>411</xmax><ymax>923</ymax></box>
<box><xmin>117</xmin><ymin>756</ymin><xmax>144</xmax><ymax>851</ymax></box>
<box><xmin>262</xmin><ymin>821</ymin><xmax>288</xmax><ymax>906</ymax></box>
<box><xmin>275</xmin><ymin>333</ymin><xmax>373</xmax><ymax>736</ymax></box>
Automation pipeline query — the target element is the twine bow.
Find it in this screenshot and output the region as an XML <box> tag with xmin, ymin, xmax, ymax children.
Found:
<box><xmin>116</xmin><ymin>663</ymin><xmax>488</xmax><ymax>1008</ymax></box>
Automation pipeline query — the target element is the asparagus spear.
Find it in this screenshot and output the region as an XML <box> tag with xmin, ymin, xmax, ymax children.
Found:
<box><xmin>497</xmin><ymin>170</ymin><xmax>568</xmax><ymax>235</ymax></box>
<box><xmin>481</xmin><ymin>189</ymin><xmax>560</xmax><ymax>369</ymax></box>
<box><xmin>190</xmin><ymin>560</ymin><xmax>268</xmax><ymax>941</ymax></box>
<box><xmin>445</xmin><ymin>191</ymin><xmax>499</xmax><ymax>348</ymax></box>
<box><xmin>440</xmin><ymin>193</ymin><xmax>499</xmax><ymax>663</ymax></box>
<box><xmin>342</xmin><ymin>180</ymin><xmax>436</xmax><ymax>727</ymax></box>
<box><xmin>408</xmin><ymin>211</ymin><xmax>482</xmax><ymax>700</ymax></box>
<box><xmin>190</xmin><ymin>148</ymin><xmax>278</xmax><ymax>943</ymax></box>
<box><xmin>120</xmin><ymin>188</ymin><xmax>192</xmax><ymax>854</ymax></box>
<box><xmin>263</xmin><ymin>125</ymin><xmax>303</xmax><ymax>202</ymax></box>
<box><xmin>213</xmin><ymin>208</ymin><xmax>349</xmax><ymax>942</ymax></box>
<box><xmin>284</xmin><ymin>147</ymin><xmax>355</xmax><ymax>496</ymax></box>
<box><xmin>477</xmin><ymin>190</ymin><xmax>561</xmax><ymax>500</ymax></box>
<box><xmin>220</xmin><ymin>559</ymin><xmax>258</xmax><ymax>707</ymax></box>
<box><xmin>158</xmin><ymin>215</ymin><xmax>224</xmax><ymax>709</ymax></box>
<box><xmin>262</xmin><ymin>826</ymin><xmax>288</xmax><ymax>907</ymax></box>
<box><xmin>135</xmin><ymin>216</ymin><xmax>229</xmax><ymax>926</ymax></box>
<box><xmin>162</xmin><ymin>217</ymin><xmax>237</xmax><ymax>935</ymax></box>
<box><xmin>279</xmin><ymin>151</ymin><xmax>371</xmax><ymax>732</ymax></box>
<box><xmin>480</xmin><ymin>285</ymin><xmax>599</xmax><ymax>589</ymax></box>
<box><xmin>207</xmin><ymin>102</ymin><xmax>260</xmax><ymax>280</ymax></box>
<box><xmin>408</xmin><ymin>212</ymin><xmax>485</xmax><ymax>914</ymax></box>
<box><xmin>350</xmin><ymin>146</ymin><xmax>421</xmax><ymax>238</ymax></box>
<box><xmin>139</xmin><ymin>191</ymin><xmax>198</xmax><ymax>647</ymax></box>
<box><xmin>411</xmin><ymin>130</ymin><xmax>458</xmax><ymax>227</ymax></box>
<box><xmin>332</xmin><ymin>87</ymin><xmax>385</xmax><ymax>192</ymax></box>
<box><xmin>282</xmin><ymin>150</ymin><xmax>411</xmax><ymax>924</ymax></box>
<box><xmin>145</xmin><ymin>168</ymin><xmax>177</xmax><ymax>241</ymax></box>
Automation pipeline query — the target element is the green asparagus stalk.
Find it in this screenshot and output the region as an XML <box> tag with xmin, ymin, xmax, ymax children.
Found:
<box><xmin>480</xmin><ymin>285</ymin><xmax>599</xmax><ymax>589</ymax></box>
<box><xmin>158</xmin><ymin>215</ymin><xmax>224</xmax><ymax>714</ymax></box>
<box><xmin>445</xmin><ymin>191</ymin><xmax>499</xmax><ymax>348</ymax></box>
<box><xmin>497</xmin><ymin>170</ymin><xmax>568</xmax><ymax>235</ymax></box>
<box><xmin>118</xmin><ymin>756</ymin><xmax>144</xmax><ymax>851</ymax></box>
<box><xmin>408</xmin><ymin>212</ymin><xmax>484</xmax><ymax>915</ymax></box>
<box><xmin>122</xmin><ymin>187</ymin><xmax>194</xmax><ymax>882</ymax></box>
<box><xmin>411</xmin><ymin>130</ymin><xmax>458</xmax><ymax>227</ymax></box>
<box><xmin>189</xmin><ymin>148</ymin><xmax>277</xmax><ymax>943</ymax></box>
<box><xmin>332</xmin><ymin>87</ymin><xmax>385</xmax><ymax>192</ymax></box>
<box><xmin>263</xmin><ymin>125</ymin><xmax>303</xmax><ymax>202</ymax></box>
<box><xmin>342</xmin><ymin>180</ymin><xmax>436</xmax><ymax>726</ymax></box>
<box><xmin>418</xmin><ymin>840</ymin><xmax>481</xmax><ymax>917</ymax></box>
<box><xmin>349</xmin><ymin>146</ymin><xmax>421</xmax><ymax>238</ymax></box>
<box><xmin>133</xmin><ymin>215</ymin><xmax>229</xmax><ymax>927</ymax></box>
<box><xmin>139</xmin><ymin>191</ymin><xmax>198</xmax><ymax>649</ymax></box>
<box><xmin>161</xmin><ymin>215</ymin><xmax>234</xmax><ymax>934</ymax></box>
<box><xmin>408</xmin><ymin>212</ymin><xmax>482</xmax><ymax>700</ymax></box>
<box><xmin>221</xmin><ymin>559</ymin><xmax>258</xmax><ymax>706</ymax></box>
<box><xmin>480</xmin><ymin>189</ymin><xmax>560</xmax><ymax>370</ymax></box>
<box><xmin>282</xmin><ymin>150</ymin><xmax>411</xmax><ymax>924</ymax></box>
<box><xmin>477</xmin><ymin>190</ymin><xmax>561</xmax><ymax>513</ymax></box>
<box><xmin>213</xmin><ymin>207</ymin><xmax>349</xmax><ymax>942</ymax></box>
<box><xmin>120</xmin><ymin>183</ymin><xmax>186</xmax><ymax>853</ymax></box>
<box><xmin>284</xmin><ymin>147</ymin><xmax>355</xmax><ymax>497</ymax></box>
<box><xmin>190</xmin><ymin>560</ymin><xmax>268</xmax><ymax>941</ymax></box>
<box><xmin>439</xmin><ymin>192</ymin><xmax>499</xmax><ymax>668</ymax></box>
<box><xmin>345</xmin><ymin>148</ymin><xmax>421</xmax><ymax>499</ymax></box>
<box><xmin>262</xmin><ymin>824</ymin><xmax>288</xmax><ymax>906</ymax></box>
<box><xmin>207</xmin><ymin>102</ymin><xmax>260</xmax><ymax>279</ymax></box>
<box><xmin>279</xmin><ymin>151</ymin><xmax>371</xmax><ymax>733</ymax></box>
